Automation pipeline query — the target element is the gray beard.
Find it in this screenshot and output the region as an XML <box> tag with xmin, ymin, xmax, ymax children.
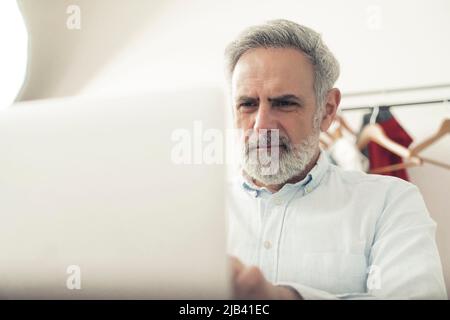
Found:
<box><xmin>242</xmin><ymin>131</ymin><xmax>320</xmax><ymax>186</ymax></box>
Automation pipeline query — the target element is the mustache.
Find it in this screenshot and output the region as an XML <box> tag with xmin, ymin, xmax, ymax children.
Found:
<box><xmin>244</xmin><ymin>133</ymin><xmax>292</xmax><ymax>152</ymax></box>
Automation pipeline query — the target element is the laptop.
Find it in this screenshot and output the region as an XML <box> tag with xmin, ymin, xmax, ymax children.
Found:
<box><xmin>0</xmin><ymin>89</ymin><xmax>230</xmax><ymax>299</ymax></box>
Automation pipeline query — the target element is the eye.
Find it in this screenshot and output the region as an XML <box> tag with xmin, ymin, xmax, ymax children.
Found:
<box><xmin>238</xmin><ymin>101</ymin><xmax>258</xmax><ymax>112</ymax></box>
<box><xmin>273</xmin><ymin>100</ymin><xmax>298</xmax><ymax>108</ymax></box>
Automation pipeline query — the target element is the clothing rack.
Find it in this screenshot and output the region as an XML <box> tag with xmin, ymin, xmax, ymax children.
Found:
<box><xmin>340</xmin><ymin>83</ymin><xmax>450</xmax><ymax>111</ymax></box>
<box><xmin>341</xmin><ymin>98</ymin><xmax>450</xmax><ymax>111</ymax></box>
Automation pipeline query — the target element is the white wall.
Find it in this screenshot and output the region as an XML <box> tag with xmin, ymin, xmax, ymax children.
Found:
<box><xmin>83</xmin><ymin>0</ymin><xmax>450</xmax><ymax>96</ymax></box>
<box><xmin>7</xmin><ymin>0</ymin><xmax>450</xmax><ymax>99</ymax></box>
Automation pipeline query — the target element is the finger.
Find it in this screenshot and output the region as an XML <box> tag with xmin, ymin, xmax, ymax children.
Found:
<box><xmin>229</xmin><ymin>256</ymin><xmax>245</xmax><ymax>279</ymax></box>
<box><xmin>234</xmin><ymin>266</ymin><xmax>266</xmax><ymax>299</ymax></box>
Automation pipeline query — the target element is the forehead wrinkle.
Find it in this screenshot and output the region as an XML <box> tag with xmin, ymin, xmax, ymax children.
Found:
<box><xmin>234</xmin><ymin>76</ymin><xmax>305</xmax><ymax>101</ymax></box>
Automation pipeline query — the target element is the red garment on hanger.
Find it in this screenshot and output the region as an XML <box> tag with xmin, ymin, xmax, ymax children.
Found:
<box><xmin>367</xmin><ymin>117</ymin><xmax>413</xmax><ymax>181</ymax></box>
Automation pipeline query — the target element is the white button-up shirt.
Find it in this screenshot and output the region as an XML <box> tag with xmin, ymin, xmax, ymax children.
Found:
<box><xmin>226</xmin><ymin>151</ymin><xmax>447</xmax><ymax>299</ymax></box>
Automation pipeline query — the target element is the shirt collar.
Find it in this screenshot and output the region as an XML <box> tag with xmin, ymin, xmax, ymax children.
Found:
<box><xmin>240</xmin><ymin>149</ymin><xmax>330</xmax><ymax>197</ymax></box>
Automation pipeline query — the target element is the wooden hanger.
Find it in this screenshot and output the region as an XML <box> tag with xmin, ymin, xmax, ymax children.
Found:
<box><xmin>358</xmin><ymin>121</ymin><xmax>450</xmax><ymax>173</ymax></box>
<box><xmin>410</xmin><ymin>118</ymin><xmax>450</xmax><ymax>156</ymax></box>
<box><xmin>321</xmin><ymin>114</ymin><xmax>357</xmax><ymax>151</ymax></box>
<box><xmin>370</xmin><ymin>160</ymin><xmax>422</xmax><ymax>174</ymax></box>
<box><xmin>336</xmin><ymin>114</ymin><xmax>356</xmax><ymax>136</ymax></box>
<box><xmin>321</xmin><ymin>115</ymin><xmax>349</xmax><ymax>150</ymax></box>
<box><xmin>357</xmin><ymin>123</ymin><xmax>413</xmax><ymax>159</ymax></box>
<box><xmin>327</xmin><ymin>114</ymin><xmax>356</xmax><ymax>142</ymax></box>
<box><xmin>357</xmin><ymin>123</ymin><xmax>424</xmax><ymax>173</ymax></box>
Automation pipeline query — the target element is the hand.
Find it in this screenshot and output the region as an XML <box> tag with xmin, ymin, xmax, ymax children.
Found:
<box><xmin>229</xmin><ymin>256</ymin><xmax>302</xmax><ymax>300</ymax></box>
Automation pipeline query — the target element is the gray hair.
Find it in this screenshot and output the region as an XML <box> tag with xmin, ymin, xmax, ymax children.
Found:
<box><xmin>224</xmin><ymin>19</ymin><xmax>340</xmax><ymax>124</ymax></box>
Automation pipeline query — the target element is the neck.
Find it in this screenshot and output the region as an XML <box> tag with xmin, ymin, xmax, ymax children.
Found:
<box><xmin>251</xmin><ymin>149</ymin><xmax>321</xmax><ymax>193</ymax></box>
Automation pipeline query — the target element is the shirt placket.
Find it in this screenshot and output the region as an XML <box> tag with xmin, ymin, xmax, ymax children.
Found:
<box><xmin>258</xmin><ymin>194</ymin><xmax>286</xmax><ymax>283</ymax></box>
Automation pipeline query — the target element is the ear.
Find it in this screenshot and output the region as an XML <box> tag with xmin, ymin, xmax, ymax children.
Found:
<box><xmin>319</xmin><ymin>88</ymin><xmax>341</xmax><ymax>132</ymax></box>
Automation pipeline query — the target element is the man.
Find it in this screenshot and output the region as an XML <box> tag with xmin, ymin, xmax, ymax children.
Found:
<box><xmin>225</xmin><ymin>19</ymin><xmax>447</xmax><ymax>299</ymax></box>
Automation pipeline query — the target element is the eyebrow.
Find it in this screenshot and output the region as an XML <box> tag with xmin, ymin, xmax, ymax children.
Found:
<box><xmin>236</xmin><ymin>96</ymin><xmax>258</xmax><ymax>103</ymax></box>
<box><xmin>237</xmin><ymin>94</ymin><xmax>302</xmax><ymax>100</ymax></box>
<box><xmin>235</xmin><ymin>94</ymin><xmax>304</xmax><ymax>105</ymax></box>
<box><xmin>268</xmin><ymin>94</ymin><xmax>303</xmax><ymax>104</ymax></box>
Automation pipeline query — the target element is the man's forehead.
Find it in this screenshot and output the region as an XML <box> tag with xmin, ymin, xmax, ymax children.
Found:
<box><xmin>231</xmin><ymin>72</ymin><xmax>312</xmax><ymax>100</ymax></box>
<box><xmin>235</xmin><ymin>47</ymin><xmax>312</xmax><ymax>72</ymax></box>
<box><xmin>231</xmin><ymin>48</ymin><xmax>315</xmax><ymax>97</ymax></box>
<box><xmin>233</xmin><ymin>80</ymin><xmax>303</xmax><ymax>98</ymax></box>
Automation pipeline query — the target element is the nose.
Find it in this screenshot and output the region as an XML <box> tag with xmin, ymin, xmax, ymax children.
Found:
<box><xmin>253</xmin><ymin>103</ymin><xmax>277</xmax><ymax>132</ymax></box>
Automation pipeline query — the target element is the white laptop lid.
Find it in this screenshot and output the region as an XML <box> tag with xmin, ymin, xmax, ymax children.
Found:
<box><xmin>0</xmin><ymin>89</ymin><xmax>230</xmax><ymax>299</ymax></box>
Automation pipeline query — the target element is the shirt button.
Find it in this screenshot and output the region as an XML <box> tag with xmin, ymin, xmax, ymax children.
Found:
<box><xmin>263</xmin><ymin>240</ymin><xmax>272</xmax><ymax>249</ymax></box>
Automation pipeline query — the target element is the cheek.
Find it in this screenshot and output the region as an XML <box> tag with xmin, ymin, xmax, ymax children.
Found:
<box><xmin>281</xmin><ymin>116</ymin><xmax>314</xmax><ymax>144</ymax></box>
<box><xmin>234</xmin><ymin>113</ymin><xmax>252</xmax><ymax>129</ymax></box>
<box><xmin>233</xmin><ymin>114</ymin><xmax>251</xmax><ymax>145</ymax></box>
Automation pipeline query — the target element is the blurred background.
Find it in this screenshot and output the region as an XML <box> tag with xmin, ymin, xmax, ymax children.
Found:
<box><xmin>1</xmin><ymin>0</ymin><xmax>449</xmax><ymax>295</ymax></box>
